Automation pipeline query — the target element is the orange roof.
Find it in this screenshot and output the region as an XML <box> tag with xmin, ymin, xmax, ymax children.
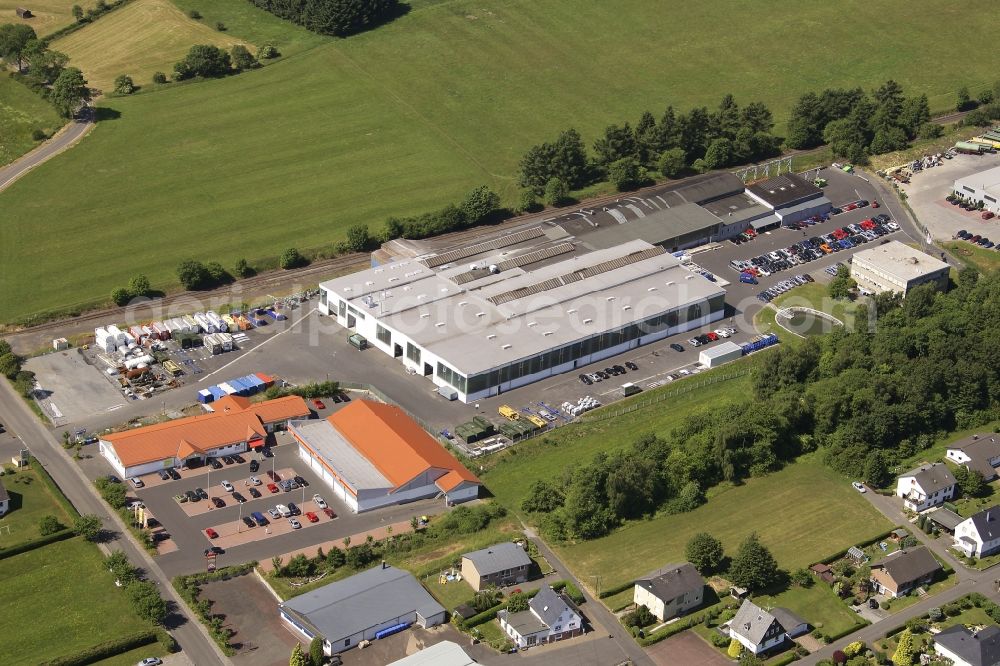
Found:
<box><xmin>103</xmin><ymin>396</ymin><xmax>308</xmax><ymax>468</ymax></box>
<box><xmin>328</xmin><ymin>400</ymin><xmax>479</xmax><ymax>491</ymax></box>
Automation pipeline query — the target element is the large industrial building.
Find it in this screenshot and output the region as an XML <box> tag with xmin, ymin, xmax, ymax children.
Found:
<box><xmin>289</xmin><ymin>399</ymin><xmax>480</xmax><ymax>512</ymax></box>
<box><xmin>99</xmin><ymin>396</ymin><xmax>309</xmax><ymax>478</ymax></box>
<box><xmin>319</xmin><ymin>238</ymin><xmax>726</xmax><ymax>402</ymax></box>
<box><xmin>954</xmin><ymin>164</ymin><xmax>1000</xmax><ymax>215</ymax></box>
<box><xmin>745</xmin><ymin>172</ymin><xmax>831</xmax><ymax>225</ymax></box>
<box><xmin>850</xmin><ymin>240</ymin><xmax>950</xmax><ymax>296</ymax></box>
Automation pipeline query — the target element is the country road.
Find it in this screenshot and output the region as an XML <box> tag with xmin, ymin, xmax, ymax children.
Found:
<box><xmin>0</xmin><ymin>107</ymin><xmax>94</xmax><ymax>192</ymax></box>
<box><xmin>0</xmin><ymin>380</ymin><xmax>229</xmax><ymax>666</ymax></box>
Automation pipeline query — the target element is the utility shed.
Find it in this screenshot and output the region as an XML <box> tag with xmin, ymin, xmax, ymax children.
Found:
<box><xmin>279</xmin><ymin>564</ymin><xmax>445</xmax><ymax>656</ymax></box>
<box><xmin>698</xmin><ymin>341</ymin><xmax>743</xmax><ymax>368</ymax></box>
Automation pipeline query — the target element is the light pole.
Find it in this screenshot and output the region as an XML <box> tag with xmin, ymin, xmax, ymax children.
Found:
<box><xmin>207</xmin><ymin>463</ymin><xmax>212</xmax><ymax>506</ymax></box>
<box><xmin>238</xmin><ymin>501</ymin><xmax>244</xmax><ymax>533</ymax></box>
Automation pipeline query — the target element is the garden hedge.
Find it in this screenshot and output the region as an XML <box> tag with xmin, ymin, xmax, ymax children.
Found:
<box><xmin>40</xmin><ymin>629</ymin><xmax>157</xmax><ymax>666</ymax></box>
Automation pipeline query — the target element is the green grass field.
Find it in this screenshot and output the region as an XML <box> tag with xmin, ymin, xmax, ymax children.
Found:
<box><xmin>0</xmin><ymin>0</ymin><xmax>78</xmax><ymax>34</ymax></box>
<box><xmin>0</xmin><ymin>466</ymin><xmax>76</xmax><ymax>549</ymax></box>
<box><xmin>53</xmin><ymin>0</ymin><xmax>251</xmax><ymax>92</ymax></box>
<box><xmin>947</xmin><ymin>240</ymin><xmax>1000</xmax><ymax>274</ymax></box>
<box><xmin>550</xmin><ymin>455</ymin><xmax>891</xmax><ymax>591</ymax></box>
<box><xmin>0</xmin><ymin>74</ymin><xmax>64</xmax><ymax>167</ymax></box>
<box><xmin>3</xmin><ymin>0</ymin><xmax>1000</xmax><ymax>322</ymax></box>
<box><xmin>0</xmin><ymin>538</ymin><xmax>151</xmax><ymax>665</ymax></box>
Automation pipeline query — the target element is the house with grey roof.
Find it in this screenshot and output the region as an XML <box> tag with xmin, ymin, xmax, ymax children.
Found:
<box><xmin>0</xmin><ymin>480</ymin><xmax>8</xmax><ymax>517</ymax></box>
<box><xmin>633</xmin><ymin>562</ymin><xmax>704</xmax><ymax>621</ymax></box>
<box><xmin>278</xmin><ymin>563</ymin><xmax>445</xmax><ymax>656</ymax></box>
<box><xmin>954</xmin><ymin>505</ymin><xmax>1000</xmax><ymax>559</ymax></box>
<box><xmin>727</xmin><ymin>599</ymin><xmax>789</xmax><ymax>655</ymax></box>
<box><xmin>869</xmin><ymin>547</ymin><xmax>942</xmax><ymax>597</ymax></box>
<box><xmin>934</xmin><ymin>624</ymin><xmax>1000</xmax><ymax>666</ymax></box>
<box><xmin>461</xmin><ymin>542</ymin><xmax>531</xmax><ymax>591</ymax></box>
<box><xmin>948</xmin><ymin>434</ymin><xmax>1000</xmax><ymax>482</ymax></box>
<box><xmin>895</xmin><ymin>462</ymin><xmax>957</xmax><ymax>512</ymax></box>
<box><xmin>498</xmin><ymin>586</ymin><xmax>583</xmax><ymax>649</ymax></box>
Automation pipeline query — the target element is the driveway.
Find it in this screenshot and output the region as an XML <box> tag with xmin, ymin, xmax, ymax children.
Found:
<box><xmin>646</xmin><ymin>631</ymin><xmax>729</xmax><ymax>666</ymax></box>
<box><xmin>202</xmin><ymin>573</ymin><xmax>297</xmax><ymax>666</ymax></box>
<box><xmin>0</xmin><ymin>106</ymin><xmax>94</xmax><ymax>192</ymax></box>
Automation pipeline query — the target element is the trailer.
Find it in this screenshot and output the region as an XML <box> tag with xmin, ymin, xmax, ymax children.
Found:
<box><xmin>221</xmin><ymin>314</ymin><xmax>238</xmax><ymax>331</ymax></box>
<box><xmin>218</xmin><ymin>382</ymin><xmax>239</xmax><ymax>395</ymax></box>
<box><xmin>204</xmin><ymin>334</ymin><xmax>223</xmax><ymax>355</ymax></box>
<box><xmin>197</xmin><ymin>389</ymin><xmax>215</xmax><ymax>404</ymax></box>
<box><xmin>206</xmin><ymin>311</ymin><xmax>227</xmax><ymax>332</ymax></box>
<box><xmin>498</xmin><ymin>405</ymin><xmax>520</xmax><ymax>421</ymax></box>
<box><xmin>265</xmin><ymin>308</ymin><xmax>286</xmax><ymax>321</ymax></box>
<box><xmin>129</xmin><ymin>326</ymin><xmax>145</xmax><ymax>342</ymax></box>
<box><xmin>955</xmin><ymin>141</ymin><xmax>986</xmax><ymax>155</ymax></box>
<box><xmin>150</xmin><ymin>322</ymin><xmax>170</xmax><ymax>340</ymax></box>
<box><xmin>217</xmin><ymin>333</ymin><xmax>233</xmax><ymax>352</ymax></box>
<box><xmin>164</xmin><ymin>318</ymin><xmax>183</xmax><ymax>335</ymax></box>
<box><xmin>162</xmin><ymin>360</ymin><xmax>183</xmax><ymax>376</ymax></box>
<box><xmin>194</xmin><ymin>313</ymin><xmax>215</xmax><ymax>334</ymax></box>
<box><xmin>182</xmin><ymin>315</ymin><xmax>200</xmax><ymax>333</ymax></box>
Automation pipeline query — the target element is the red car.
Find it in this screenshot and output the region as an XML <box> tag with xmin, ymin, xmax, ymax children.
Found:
<box><xmin>205</xmin><ymin>528</ymin><xmax>219</xmax><ymax>539</ymax></box>
<box><xmin>844</xmin><ymin>203</ymin><xmax>857</xmax><ymax>211</ymax></box>
<box><xmin>871</xmin><ymin>201</ymin><xmax>879</xmax><ymax>208</ymax></box>
<box><xmin>267</xmin><ymin>483</ymin><xmax>280</xmax><ymax>494</ymax></box>
<box><xmin>305</xmin><ymin>511</ymin><xmax>319</xmax><ymax>523</ymax></box>
<box><xmin>312</xmin><ymin>399</ymin><xmax>326</xmax><ymax>410</ymax></box>
<box><xmin>705</xmin><ymin>332</ymin><xmax>719</xmax><ymax>341</ymax></box>
<box><xmin>322</xmin><ymin>508</ymin><xmax>336</xmax><ymax>519</ymax></box>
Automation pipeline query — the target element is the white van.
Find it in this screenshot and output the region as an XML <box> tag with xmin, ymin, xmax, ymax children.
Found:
<box><xmin>275</xmin><ymin>504</ymin><xmax>291</xmax><ymax>518</ymax></box>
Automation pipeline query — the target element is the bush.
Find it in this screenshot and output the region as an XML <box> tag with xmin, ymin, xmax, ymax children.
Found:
<box><xmin>113</xmin><ymin>74</ymin><xmax>134</xmax><ymax>95</ymax></box>
<box><xmin>230</xmin><ymin>45</ymin><xmax>257</xmax><ymax>71</ymax></box>
<box><xmin>519</xmin><ymin>189</ymin><xmax>541</xmax><ymax>213</ymax></box>
<box><xmin>188</xmin><ymin>9</ymin><xmax>201</xmax><ymax>19</ymax></box>
<box><xmin>917</xmin><ymin>122</ymin><xmax>943</xmax><ymax>140</ymax></box>
<box><xmin>623</xmin><ymin>604</ymin><xmax>655</xmax><ymax>627</ymax></box>
<box><xmin>177</xmin><ymin>259</ymin><xmax>211</xmax><ymax>290</ymax></box>
<box><xmin>607</xmin><ymin>157</ymin><xmax>643</xmax><ymax>191</ymax></box>
<box><xmin>32</xmin><ymin>128</ymin><xmax>47</xmax><ymax>141</ymax></box>
<box><xmin>128</xmin><ymin>274</ymin><xmax>150</xmax><ymax>297</ymax></box>
<box><xmin>174</xmin><ymin>44</ymin><xmax>231</xmax><ymax>80</ymax></box>
<box><xmin>215</xmin><ymin>21</ymin><xmax>226</xmax><ymax>31</ymax></box>
<box><xmin>710</xmin><ymin>633</ymin><xmax>730</xmax><ymax>648</ymax></box>
<box><xmin>279</xmin><ymin>247</ymin><xmax>307</xmax><ymax>269</ymax></box>
<box><xmin>256</xmin><ymin>43</ymin><xmax>278</xmax><ymax>60</ymax></box>
<box><xmin>544</xmin><ymin>177</ymin><xmax>569</xmax><ymax>206</ymax></box>
<box><xmin>41</xmin><ymin>629</ymin><xmax>157</xmax><ymax>666</ymax></box>
<box><xmin>233</xmin><ymin>258</ymin><xmax>253</xmax><ymax>278</ymax></box>
<box><xmin>111</xmin><ymin>287</ymin><xmax>131</xmax><ymax>306</ymax></box>
<box><xmin>151</xmin><ymin>71</ymin><xmax>167</xmax><ymax>84</ymax></box>
<box><xmin>39</xmin><ymin>514</ymin><xmax>65</xmax><ymax>535</ymax></box>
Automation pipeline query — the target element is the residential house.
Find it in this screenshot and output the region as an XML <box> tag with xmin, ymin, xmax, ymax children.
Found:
<box><xmin>895</xmin><ymin>463</ymin><xmax>957</xmax><ymax>512</ymax></box>
<box><xmin>727</xmin><ymin>599</ymin><xmax>789</xmax><ymax>655</ymax></box>
<box><xmin>947</xmin><ymin>435</ymin><xmax>1000</xmax><ymax>482</ymax></box>
<box><xmin>954</xmin><ymin>505</ymin><xmax>1000</xmax><ymax>559</ymax></box>
<box><xmin>0</xmin><ymin>480</ymin><xmax>8</xmax><ymax>516</ymax></box>
<box><xmin>633</xmin><ymin>562</ymin><xmax>705</xmax><ymax>622</ymax></box>
<box><xmin>498</xmin><ymin>586</ymin><xmax>583</xmax><ymax>649</ymax></box>
<box><xmin>461</xmin><ymin>542</ymin><xmax>532</xmax><ymax>591</ymax></box>
<box><xmin>934</xmin><ymin>624</ymin><xmax>1000</xmax><ymax>666</ymax></box>
<box><xmin>770</xmin><ymin>608</ymin><xmax>810</xmax><ymax>639</ymax></box>
<box><xmin>388</xmin><ymin>640</ymin><xmax>478</xmax><ymax>666</ymax></box>
<box><xmin>869</xmin><ymin>547</ymin><xmax>942</xmax><ymax>597</ymax></box>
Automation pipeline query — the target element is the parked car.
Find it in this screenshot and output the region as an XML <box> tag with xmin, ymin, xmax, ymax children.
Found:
<box><xmin>267</xmin><ymin>483</ymin><xmax>280</xmax><ymax>494</ymax></box>
<box><xmin>221</xmin><ymin>456</ymin><xmax>234</xmax><ymax>466</ymax></box>
<box><xmin>323</xmin><ymin>508</ymin><xmax>336</xmax><ymax>519</ymax></box>
<box><xmin>294</xmin><ymin>475</ymin><xmax>309</xmax><ymax>488</ymax></box>
<box><xmin>129</xmin><ymin>477</ymin><xmax>144</xmax><ymax>488</ymax></box>
<box><xmin>138</xmin><ymin>658</ymin><xmax>163</xmax><ymax>666</ymax></box>
<box><xmin>687</xmin><ymin>338</ymin><xmax>702</xmax><ymax>347</ymax></box>
<box><xmin>184</xmin><ymin>489</ymin><xmax>199</xmax><ymax>502</ymax></box>
<box><xmin>248</xmin><ymin>475</ymin><xmax>262</xmax><ymax>486</ymax></box>
<box><xmin>267</xmin><ymin>508</ymin><xmax>281</xmax><ymax>519</ymax></box>
<box><xmin>852</xmin><ymin>482</ymin><xmax>866</xmax><ymax>493</ymax></box>
<box><xmin>167</xmin><ymin>468</ymin><xmax>181</xmax><ymax>481</ymax></box>
<box><xmin>579</xmin><ymin>374</ymin><xmax>593</xmax><ymax>385</ymax></box>
<box><xmin>195</xmin><ymin>487</ymin><xmax>208</xmax><ymax>500</ymax></box>
<box><xmin>288</xmin><ymin>518</ymin><xmax>302</xmax><ymax>529</ymax></box>
<box><xmin>305</xmin><ymin>511</ymin><xmax>319</xmax><ymax>523</ymax></box>
<box><xmin>249</xmin><ymin>459</ymin><xmax>260</xmax><ymax>473</ymax></box>
<box><xmin>209</xmin><ymin>458</ymin><xmax>223</xmax><ymax>470</ymax></box>
<box><xmin>670</xmin><ymin>343</ymin><xmax>684</xmax><ymax>352</ymax></box>
<box><xmin>625</xmin><ymin>361</ymin><xmax>638</xmax><ymax>371</ymax></box>
<box><xmin>287</xmin><ymin>502</ymin><xmax>301</xmax><ymax>516</ymax></box>
<box><xmin>276</xmin><ymin>504</ymin><xmax>291</xmax><ymax>517</ymax></box>
<box><xmin>983</xmin><ymin>211</ymin><xmax>996</xmax><ymax>220</ymax></box>
<box><xmin>313</xmin><ymin>494</ymin><xmax>328</xmax><ymax>509</ymax></box>
<box><xmin>221</xmin><ymin>480</ymin><xmax>234</xmax><ymax>493</ymax></box>
<box><xmin>262</xmin><ymin>447</ymin><xmax>274</xmax><ymax>458</ymax></box>
<box><xmin>158</xmin><ymin>470</ymin><xmax>169</xmax><ymax>481</ymax></box>
<box><xmin>232</xmin><ymin>454</ymin><xmax>245</xmax><ymax>464</ymax></box>
<box><xmin>251</xmin><ymin>511</ymin><xmax>269</xmax><ymax>526</ymax></box>
<box><xmin>232</xmin><ymin>491</ymin><xmax>246</xmax><ymax>504</ymax></box>
<box><xmin>205</xmin><ymin>528</ymin><xmax>219</xmax><ymax>539</ymax></box>
<box><xmin>212</xmin><ymin>496</ymin><xmax>226</xmax><ymax>508</ymax></box>
<box><xmin>242</xmin><ymin>516</ymin><xmax>255</xmax><ymax>528</ymax></box>
<box><xmin>248</xmin><ymin>487</ymin><xmax>261</xmax><ymax>498</ymax></box>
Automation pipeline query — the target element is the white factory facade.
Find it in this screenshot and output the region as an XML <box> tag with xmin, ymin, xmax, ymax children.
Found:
<box><xmin>319</xmin><ymin>235</ymin><xmax>725</xmax><ymax>403</ymax></box>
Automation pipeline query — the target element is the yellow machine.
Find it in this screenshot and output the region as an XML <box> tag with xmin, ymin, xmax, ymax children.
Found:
<box><xmin>498</xmin><ymin>405</ymin><xmax>520</xmax><ymax>421</ymax></box>
<box><xmin>525</xmin><ymin>414</ymin><xmax>547</xmax><ymax>429</ymax></box>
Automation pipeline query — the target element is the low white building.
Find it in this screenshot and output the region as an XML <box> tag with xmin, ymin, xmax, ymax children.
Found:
<box><xmin>954</xmin><ymin>164</ymin><xmax>1000</xmax><ymax>215</ymax></box>
<box><xmin>895</xmin><ymin>462</ymin><xmax>957</xmax><ymax>512</ymax></box>
<box><xmin>698</xmin><ymin>341</ymin><xmax>743</xmax><ymax>368</ymax></box>
<box><xmin>954</xmin><ymin>505</ymin><xmax>1000</xmax><ymax>559</ymax></box>
<box><xmin>289</xmin><ymin>400</ymin><xmax>480</xmax><ymax>513</ymax></box>
<box><xmin>498</xmin><ymin>586</ymin><xmax>583</xmax><ymax>649</ymax></box>
<box><xmin>850</xmin><ymin>240</ymin><xmax>950</xmax><ymax>297</ymax></box>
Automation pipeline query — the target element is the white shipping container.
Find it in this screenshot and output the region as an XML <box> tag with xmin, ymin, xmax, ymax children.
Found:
<box><xmin>206</xmin><ymin>311</ymin><xmax>227</xmax><ymax>332</ymax></box>
<box><xmin>122</xmin><ymin>332</ymin><xmax>136</xmax><ymax>346</ymax></box>
<box><xmin>219</xmin><ymin>382</ymin><xmax>238</xmax><ymax>395</ymax></box>
<box><xmin>165</xmin><ymin>319</ymin><xmax>183</xmax><ymax>333</ymax></box>
<box><xmin>182</xmin><ymin>315</ymin><xmax>200</xmax><ymax>333</ymax></box>
<box><xmin>106</xmin><ymin>325</ymin><xmax>126</xmax><ymax>345</ymax></box>
<box><xmin>94</xmin><ymin>326</ymin><xmax>107</xmax><ymax>339</ymax></box>
<box><xmin>194</xmin><ymin>313</ymin><xmax>215</xmax><ymax>334</ymax></box>
<box><xmin>124</xmin><ymin>354</ymin><xmax>154</xmax><ymax>370</ymax></box>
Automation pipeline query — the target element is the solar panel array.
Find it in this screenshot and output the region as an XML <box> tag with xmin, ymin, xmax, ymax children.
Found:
<box><xmin>495</xmin><ymin>242</ymin><xmax>575</xmax><ymax>272</ymax></box>
<box><xmin>422</xmin><ymin>228</ymin><xmax>544</xmax><ymax>268</ymax></box>
<box><xmin>487</xmin><ymin>245</ymin><xmax>667</xmax><ymax>306</ymax></box>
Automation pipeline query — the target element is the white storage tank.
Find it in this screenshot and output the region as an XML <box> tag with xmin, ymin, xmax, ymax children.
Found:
<box><xmin>106</xmin><ymin>325</ymin><xmax>127</xmax><ymax>346</ymax></box>
<box><xmin>124</xmin><ymin>354</ymin><xmax>154</xmax><ymax>370</ymax></box>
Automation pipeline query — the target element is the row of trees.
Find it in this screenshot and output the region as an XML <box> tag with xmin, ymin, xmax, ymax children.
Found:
<box><xmin>104</xmin><ymin>551</ymin><xmax>169</xmax><ymax>624</ymax></box>
<box><xmin>0</xmin><ymin>339</ymin><xmax>35</xmax><ymax>398</ymax></box>
<box><xmin>380</xmin><ymin>184</ymin><xmax>501</xmax><ymax>241</ymax></box>
<box><xmin>0</xmin><ymin>24</ymin><xmax>90</xmax><ymax>116</ymax></box>
<box><xmin>519</xmin><ymin>95</ymin><xmax>783</xmax><ymax>196</ymax></box>
<box><xmin>786</xmin><ymin>80</ymin><xmax>932</xmax><ymax>162</ymax></box>
<box><xmin>173</xmin><ymin>44</ymin><xmax>260</xmax><ymax>81</ymax></box>
<box><xmin>753</xmin><ymin>267</ymin><xmax>1000</xmax><ymax>481</ymax></box>
<box><xmin>684</xmin><ymin>531</ymin><xmax>782</xmax><ymax>592</ymax></box>
<box><xmin>522</xmin><ymin>399</ymin><xmax>803</xmax><ymax>541</ymax></box>
<box><xmin>248</xmin><ymin>0</ymin><xmax>401</xmax><ymax>37</ymax></box>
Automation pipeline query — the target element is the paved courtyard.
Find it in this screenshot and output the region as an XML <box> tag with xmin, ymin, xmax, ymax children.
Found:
<box><xmin>900</xmin><ymin>151</ymin><xmax>1000</xmax><ymax>241</ymax></box>
<box><xmin>645</xmin><ymin>631</ymin><xmax>730</xmax><ymax>666</ymax></box>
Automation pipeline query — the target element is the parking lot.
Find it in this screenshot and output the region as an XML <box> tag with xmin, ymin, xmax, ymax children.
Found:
<box><xmin>901</xmin><ymin>151</ymin><xmax>1000</xmax><ymax>241</ymax></box>
<box><xmin>114</xmin><ymin>431</ymin><xmax>449</xmax><ymax>577</ymax></box>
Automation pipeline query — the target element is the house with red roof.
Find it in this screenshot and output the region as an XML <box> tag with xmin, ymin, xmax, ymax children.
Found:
<box><xmin>289</xmin><ymin>399</ymin><xmax>480</xmax><ymax>513</ymax></box>
<box><xmin>99</xmin><ymin>395</ymin><xmax>310</xmax><ymax>478</ymax></box>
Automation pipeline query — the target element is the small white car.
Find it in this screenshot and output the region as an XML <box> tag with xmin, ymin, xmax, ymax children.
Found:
<box><xmin>221</xmin><ymin>480</ymin><xmax>234</xmax><ymax>493</ymax></box>
<box><xmin>267</xmin><ymin>508</ymin><xmax>280</xmax><ymax>519</ymax></box>
<box><xmin>886</xmin><ymin>221</ymin><xmax>899</xmax><ymax>231</ymax></box>
<box><xmin>276</xmin><ymin>504</ymin><xmax>291</xmax><ymax>517</ymax></box>
<box><xmin>313</xmin><ymin>494</ymin><xmax>328</xmax><ymax>509</ymax></box>
<box><xmin>289</xmin><ymin>518</ymin><xmax>302</xmax><ymax>529</ymax></box>
<box><xmin>852</xmin><ymin>481</ymin><xmax>866</xmax><ymax>493</ymax></box>
<box><xmin>129</xmin><ymin>477</ymin><xmax>144</xmax><ymax>488</ymax></box>
<box><xmin>248</xmin><ymin>475</ymin><xmax>261</xmax><ymax>486</ymax></box>
<box><xmin>713</xmin><ymin>329</ymin><xmax>731</xmax><ymax>338</ymax></box>
<box><xmin>137</xmin><ymin>659</ymin><xmax>162</xmax><ymax>666</ymax></box>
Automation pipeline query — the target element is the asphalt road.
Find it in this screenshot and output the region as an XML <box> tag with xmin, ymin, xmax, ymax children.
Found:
<box><xmin>800</xmin><ymin>487</ymin><xmax>999</xmax><ymax>665</ymax></box>
<box><xmin>0</xmin><ymin>107</ymin><xmax>94</xmax><ymax>193</ymax></box>
<box><xmin>0</xmin><ymin>380</ymin><xmax>229</xmax><ymax>666</ymax></box>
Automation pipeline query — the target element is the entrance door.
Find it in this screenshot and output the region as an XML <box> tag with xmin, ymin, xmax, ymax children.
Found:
<box><xmin>393</xmin><ymin>344</ymin><xmax>403</xmax><ymax>358</ymax></box>
<box><xmin>346</xmin><ymin>314</ymin><xmax>356</xmax><ymax>329</ymax></box>
<box><xmin>423</xmin><ymin>363</ymin><xmax>433</xmax><ymax>376</ymax></box>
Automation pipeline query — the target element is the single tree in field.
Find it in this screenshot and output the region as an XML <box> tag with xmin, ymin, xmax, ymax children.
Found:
<box><xmin>74</xmin><ymin>514</ymin><xmax>103</xmax><ymax>541</ymax></box>
<box><xmin>72</xmin><ymin>5</ymin><xmax>84</xmax><ymax>21</ymax></box>
<box><xmin>128</xmin><ymin>274</ymin><xmax>150</xmax><ymax>297</ymax></box>
<box><xmin>0</xmin><ymin>24</ymin><xmax>37</xmax><ymax>72</ymax></box>
<box><xmin>728</xmin><ymin>532</ymin><xmax>780</xmax><ymax>591</ymax></box>
<box><xmin>50</xmin><ymin>67</ymin><xmax>90</xmax><ymax>118</ymax></box>
<box><xmin>685</xmin><ymin>532</ymin><xmax>725</xmax><ymax>574</ymax></box>
<box><xmin>113</xmin><ymin>74</ymin><xmax>135</xmax><ymax>95</ymax></box>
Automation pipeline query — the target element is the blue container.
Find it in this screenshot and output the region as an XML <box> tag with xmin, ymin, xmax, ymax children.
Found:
<box><xmin>208</xmin><ymin>386</ymin><xmax>226</xmax><ymax>400</ymax></box>
<box><xmin>197</xmin><ymin>389</ymin><xmax>214</xmax><ymax>404</ymax></box>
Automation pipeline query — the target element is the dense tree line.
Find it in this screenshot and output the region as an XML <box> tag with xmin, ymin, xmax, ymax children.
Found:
<box><xmin>753</xmin><ymin>268</ymin><xmax>1000</xmax><ymax>479</ymax></box>
<box><xmin>0</xmin><ymin>24</ymin><xmax>90</xmax><ymax>116</ymax></box>
<box><xmin>785</xmin><ymin>80</ymin><xmax>932</xmax><ymax>162</ymax></box>
<box><xmin>247</xmin><ymin>0</ymin><xmax>401</xmax><ymax>37</ymax></box>
<box><xmin>523</xmin><ymin>397</ymin><xmax>805</xmax><ymax>540</ymax></box>
<box><xmin>519</xmin><ymin>94</ymin><xmax>782</xmax><ymax>196</ymax></box>
<box><xmin>381</xmin><ymin>184</ymin><xmax>501</xmax><ymax>241</ymax></box>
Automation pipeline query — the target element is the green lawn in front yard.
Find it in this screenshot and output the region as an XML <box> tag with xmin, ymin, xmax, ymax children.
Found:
<box><xmin>483</xmin><ymin>361</ymin><xmax>754</xmax><ymax>511</ymax></box>
<box><xmin>0</xmin><ymin>537</ymin><xmax>152</xmax><ymax>665</ymax></box>
<box><xmin>755</xmin><ymin>584</ymin><xmax>863</xmax><ymax>638</ymax></box>
<box><xmin>551</xmin><ymin>455</ymin><xmax>892</xmax><ymax>592</ymax></box>
<box><xmin>425</xmin><ymin>575</ymin><xmax>476</xmax><ymax>612</ymax></box>
<box><xmin>876</xmin><ymin>598</ymin><xmax>992</xmax><ymax>655</ymax></box>
<box><xmin>0</xmin><ymin>466</ymin><xmax>77</xmax><ymax>549</ymax></box>
<box><xmin>471</xmin><ymin>621</ymin><xmax>508</xmax><ymax>649</ymax></box>
<box><xmin>91</xmin><ymin>644</ymin><xmax>165</xmax><ymax>666</ymax></box>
